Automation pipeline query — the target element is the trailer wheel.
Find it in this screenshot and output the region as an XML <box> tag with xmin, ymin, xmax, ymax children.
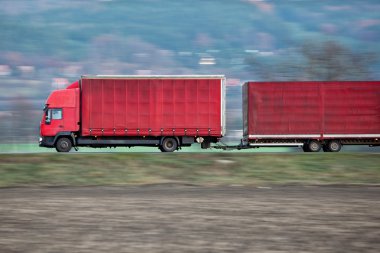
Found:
<box><xmin>307</xmin><ymin>140</ymin><xmax>322</xmax><ymax>152</ymax></box>
<box><xmin>302</xmin><ymin>144</ymin><xmax>310</xmax><ymax>152</ymax></box>
<box><xmin>55</xmin><ymin>137</ymin><xmax>72</xmax><ymax>152</ymax></box>
<box><xmin>326</xmin><ymin>140</ymin><xmax>342</xmax><ymax>152</ymax></box>
<box><xmin>160</xmin><ymin>137</ymin><xmax>178</xmax><ymax>152</ymax></box>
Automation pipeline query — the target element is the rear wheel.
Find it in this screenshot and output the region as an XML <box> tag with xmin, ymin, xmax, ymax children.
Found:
<box><xmin>302</xmin><ymin>144</ymin><xmax>310</xmax><ymax>152</ymax></box>
<box><xmin>326</xmin><ymin>140</ymin><xmax>342</xmax><ymax>152</ymax></box>
<box><xmin>160</xmin><ymin>137</ymin><xmax>178</xmax><ymax>152</ymax></box>
<box><xmin>307</xmin><ymin>140</ymin><xmax>322</xmax><ymax>152</ymax></box>
<box><xmin>55</xmin><ymin>137</ymin><xmax>72</xmax><ymax>152</ymax></box>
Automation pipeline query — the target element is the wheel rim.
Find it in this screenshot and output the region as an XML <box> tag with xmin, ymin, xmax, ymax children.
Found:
<box><xmin>60</xmin><ymin>141</ymin><xmax>68</xmax><ymax>149</ymax></box>
<box><xmin>166</xmin><ymin>141</ymin><xmax>173</xmax><ymax>149</ymax></box>
<box><xmin>309</xmin><ymin>141</ymin><xmax>321</xmax><ymax>152</ymax></box>
<box><xmin>329</xmin><ymin>141</ymin><xmax>341</xmax><ymax>151</ymax></box>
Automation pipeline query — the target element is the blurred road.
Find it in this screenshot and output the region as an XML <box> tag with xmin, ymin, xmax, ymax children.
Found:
<box><xmin>0</xmin><ymin>185</ymin><xmax>379</xmax><ymax>252</ymax></box>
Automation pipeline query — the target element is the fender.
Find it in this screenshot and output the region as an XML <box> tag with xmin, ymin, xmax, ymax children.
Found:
<box><xmin>53</xmin><ymin>132</ymin><xmax>76</xmax><ymax>146</ymax></box>
<box><xmin>159</xmin><ymin>136</ymin><xmax>180</xmax><ymax>145</ymax></box>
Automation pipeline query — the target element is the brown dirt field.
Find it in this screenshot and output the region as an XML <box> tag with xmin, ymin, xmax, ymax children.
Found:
<box><xmin>0</xmin><ymin>185</ymin><xmax>379</xmax><ymax>253</ymax></box>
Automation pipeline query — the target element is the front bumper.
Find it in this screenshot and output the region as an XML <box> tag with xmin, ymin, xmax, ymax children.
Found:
<box><xmin>39</xmin><ymin>136</ymin><xmax>55</xmax><ymax>147</ymax></box>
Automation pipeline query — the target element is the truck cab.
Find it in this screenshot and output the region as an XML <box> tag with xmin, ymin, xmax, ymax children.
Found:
<box><xmin>39</xmin><ymin>81</ymin><xmax>80</xmax><ymax>151</ymax></box>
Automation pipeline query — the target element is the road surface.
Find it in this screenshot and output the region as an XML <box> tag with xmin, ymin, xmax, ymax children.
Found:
<box><xmin>0</xmin><ymin>185</ymin><xmax>379</xmax><ymax>252</ymax></box>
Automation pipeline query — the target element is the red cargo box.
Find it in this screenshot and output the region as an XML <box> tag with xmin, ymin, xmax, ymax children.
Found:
<box><xmin>243</xmin><ymin>81</ymin><xmax>380</xmax><ymax>139</ymax></box>
<box><xmin>81</xmin><ymin>75</ymin><xmax>226</xmax><ymax>137</ymax></box>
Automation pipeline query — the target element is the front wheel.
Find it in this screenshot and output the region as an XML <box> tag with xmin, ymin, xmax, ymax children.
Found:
<box><xmin>160</xmin><ymin>137</ymin><xmax>178</xmax><ymax>152</ymax></box>
<box><xmin>55</xmin><ymin>137</ymin><xmax>72</xmax><ymax>152</ymax></box>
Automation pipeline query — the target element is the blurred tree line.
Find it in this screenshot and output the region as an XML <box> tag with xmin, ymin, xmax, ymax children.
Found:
<box><xmin>0</xmin><ymin>0</ymin><xmax>379</xmax><ymax>145</ymax></box>
<box><xmin>246</xmin><ymin>41</ymin><xmax>377</xmax><ymax>81</ymax></box>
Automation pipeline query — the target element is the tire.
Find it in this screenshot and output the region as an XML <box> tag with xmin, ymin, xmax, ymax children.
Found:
<box><xmin>326</xmin><ymin>140</ymin><xmax>342</xmax><ymax>152</ymax></box>
<box><xmin>160</xmin><ymin>137</ymin><xmax>178</xmax><ymax>152</ymax></box>
<box><xmin>55</xmin><ymin>137</ymin><xmax>72</xmax><ymax>152</ymax></box>
<box><xmin>307</xmin><ymin>140</ymin><xmax>322</xmax><ymax>152</ymax></box>
<box><xmin>302</xmin><ymin>144</ymin><xmax>310</xmax><ymax>152</ymax></box>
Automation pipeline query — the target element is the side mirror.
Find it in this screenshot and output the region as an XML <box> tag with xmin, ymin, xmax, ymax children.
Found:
<box><xmin>45</xmin><ymin>116</ymin><xmax>51</xmax><ymax>125</ymax></box>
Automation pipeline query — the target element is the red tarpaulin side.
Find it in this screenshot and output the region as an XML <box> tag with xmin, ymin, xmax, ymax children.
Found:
<box><xmin>81</xmin><ymin>78</ymin><xmax>223</xmax><ymax>137</ymax></box>
<box><xmin>244</xmin><ymin>81</ymin><xmax>380</xmax><ymax>138</ymax></box>
<box><xmin>323</xmin><ymin>81</ymin><xmax>380</xmax><ymax>134</ymax></box>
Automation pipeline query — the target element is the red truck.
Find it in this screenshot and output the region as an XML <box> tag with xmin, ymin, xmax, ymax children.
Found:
<box><xmin>242</xmin><ymin>81</ymin><xmax>380</xmax><ymax>152</ymax></box>
<box><xmin>39</xmin><ymin>75</ymin><xmax>226</xmax><ymax>152</ymax></box>
<box><xmin>40</xmin><ymin>77</ymin><xmax>380</xmax><ymax>152</ymax></box>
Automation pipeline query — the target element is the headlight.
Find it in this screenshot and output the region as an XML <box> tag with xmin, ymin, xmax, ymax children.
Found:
<box><xmin>39</xmin><ymin>137</ymin><xmax>43</xmax><ymax>142</ymax></box>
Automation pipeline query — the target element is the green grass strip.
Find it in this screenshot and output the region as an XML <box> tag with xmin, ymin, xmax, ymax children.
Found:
<box><xmin>0</xmin><ymin>153</ymin><xmax>379</xmax><ymax>187</ymax></box>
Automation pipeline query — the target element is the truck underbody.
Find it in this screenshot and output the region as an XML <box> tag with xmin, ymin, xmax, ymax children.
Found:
<box><xmin>212</xmin><ymin>135</ymin><xmax>380</xmax><ymax>152</ymax></box>
<box><xmin>39</xmin><ymin>134</ymin><xmax>218</xmax><ymax>152</ymax></box>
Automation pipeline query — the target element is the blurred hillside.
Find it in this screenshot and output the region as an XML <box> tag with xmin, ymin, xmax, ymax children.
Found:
<box><xmin>0</xmin><ymin>0</ymin><xmax>379</xmax><ymax>144</ymax></box>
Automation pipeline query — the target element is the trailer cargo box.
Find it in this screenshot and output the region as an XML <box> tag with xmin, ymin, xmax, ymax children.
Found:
<box><xmin>243</xmin><ymin>81</ymin><xmax>380</xmax><ymax>151</ymax></box>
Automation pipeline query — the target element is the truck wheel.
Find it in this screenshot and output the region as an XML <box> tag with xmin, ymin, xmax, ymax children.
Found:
<box><xmin>302</xmin><ymin>143</ymin><xmax>310</xmax><ymax>152</ymax></box>
<box><xmin>307</xmin><ymin>140</ymin><xmax>321</xmax><ymax>152</ymax></box>
<box><xmin>322</xmin><ymin>145</ymin><xmax>330</xmax><ymax>152</ymax></box>
<box><xmin>326</xmin><ymin>140</ymin><xmax>342</xmax><ymax>152</ymax></box>
<box><xmin>55</xmin><ymin>137</ymin><xmax>72</xmax><ymax>152</ymax></box>
<box><xmin>160</xmin><ymin>137</ymin><xmax>178</xmax><ymax>152</ymax></box>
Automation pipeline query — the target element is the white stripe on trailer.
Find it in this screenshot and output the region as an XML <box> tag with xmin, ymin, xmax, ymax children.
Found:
<box><xmin>249</xmin><ymin>134</ymin><xmax>321</xmax><ymax>139</ymax></box>
<box><xmin>324</xmin><ymin>134</ymin><xmax>380</xmax><ymax>138</ymax></box>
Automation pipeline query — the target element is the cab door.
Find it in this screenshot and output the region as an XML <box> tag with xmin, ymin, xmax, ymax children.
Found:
<box><xmin>43</xmin><ymin>108</ymin><xmax>64</xmax><ymax>136</ymax></box>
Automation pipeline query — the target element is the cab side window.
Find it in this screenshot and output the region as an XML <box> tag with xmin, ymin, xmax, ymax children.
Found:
<box><xmin>51</xmin><ymin>109</ymin><xmax>63</xmax><ymax>120</ymax></box>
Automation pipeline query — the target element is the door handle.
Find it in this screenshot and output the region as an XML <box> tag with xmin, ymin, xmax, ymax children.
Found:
<box><xmin>59</xmin><ymin>125</ymin><xmax>64</xmax><ymax>128</ymax></box>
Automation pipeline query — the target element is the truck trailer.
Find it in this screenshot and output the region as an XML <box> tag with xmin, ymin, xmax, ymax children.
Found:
<box><xmin>242</xmin><ymin>81</ymin><xmax>380</xmax><ymax>152</ymax></box>
<box><xmin>39</xmin><ymin>75</ymin><xmax>226</xmax><ymax>152</ymax></box>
